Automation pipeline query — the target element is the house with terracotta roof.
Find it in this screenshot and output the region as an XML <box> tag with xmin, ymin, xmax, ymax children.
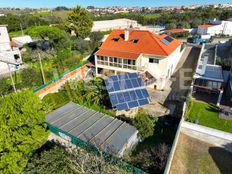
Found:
<box><xmin>197</xmin><ymin>19</ymin><xmax>232</xmax><ymax>36</ymax></box>
<box><xmin>95</xmin><ymin>29</ymin><xmax>183</xmax><ymax>90</ymax></box>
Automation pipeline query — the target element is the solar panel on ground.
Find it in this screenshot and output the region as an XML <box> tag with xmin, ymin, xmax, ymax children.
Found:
<box><xmin>105</xmin><ymin>73</ymin><xmax>150</xmax><ymax>111</ymax></box>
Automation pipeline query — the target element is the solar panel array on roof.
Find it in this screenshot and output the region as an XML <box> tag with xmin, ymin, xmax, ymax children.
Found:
<box><xmin>46</xmin><ymin>102</ymin><xmax>138</xmax><ymax>156</ymax></box>
<box><xmin>105</xmin><ymin>73</ymin><xmax>150</xmax><ymax>111</ymax></box>
<box><xmin>161</xmin><ymin>39</ymin><xmax>170</xmax><ymax>45</ymax></box>
<box><xmin>161</xmin><ymin>36</ymin><xmax>174</xmax><ymax>45</ymax></box>
<box><xmin>164</xmin><ymin>36</ymin><xmax>174</xmax><ymax>42</ymax></box>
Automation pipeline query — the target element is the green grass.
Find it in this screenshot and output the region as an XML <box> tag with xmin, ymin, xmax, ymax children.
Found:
<box><xmin>186</xmin><ymin>100</ymin><xmax>232</xmax><ymax>133</ymax></box>
<box><xmin>9</xmin><ymin>31</ymin><xmax>24</xmax><ymax>38</ymax></box>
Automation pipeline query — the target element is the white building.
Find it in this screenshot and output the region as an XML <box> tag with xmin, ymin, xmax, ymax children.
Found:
<box><xmin>92</xmin><ymin>18</ymin><xmax>141</xmax><ymax>32</ymax></box>
<box><xmin>192</xmin><ymin>44</ymin><xmax>224</xmax><ymax>106</ymax></box>
<box><xmin>197</xmin><ymin>19</ymin><xmax>232</xmax><ymax>36</ymax></box>
<box><xmin>0</xmin><ymin>25</ymin><xmax>22</xmax><ymax>74</ymax></box>
<box><xmin>12</xmin><ymin>35</ymin><xmax>33</xmax><ymax>48</ymax></box>
<box><xmin>95</xmin><ymin>29</ymin><xmax>184</xmax><ymax>90</ymax></box>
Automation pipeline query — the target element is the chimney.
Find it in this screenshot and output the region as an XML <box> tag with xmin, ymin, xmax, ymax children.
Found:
<box><xmin>124</xmin><ymin>29</ymin><xmax>129</xmax><ymax>41</ymax></box>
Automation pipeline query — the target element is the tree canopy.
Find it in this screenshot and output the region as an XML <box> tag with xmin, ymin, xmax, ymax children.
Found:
<box><xmin>67</xmin><ymin>6</ymin><xmax>93</xmax><ymax>38</ymax></box>
<box><xmin>132</xmin><ymin>109</ymin><xmax>157</xmax><ymax>139</ymax></box>
<box><xmin>0</xmin><ymin>91</ymin><xmax>49</xmax><ymax>173</ymax></box>
<box><xmin>25</xmin><ymin>26</ymin><xmax>72</xmax><ymax>51</ymax></box>
<box><xmin>24</xmin><ymin>142</ymin><xmax>129</xmax><ymax>174</ymax></box>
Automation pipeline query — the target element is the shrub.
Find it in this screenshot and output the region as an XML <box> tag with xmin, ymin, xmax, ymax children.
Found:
<box><xmin>132</xmin><ymin>109</ymin><xmax>157</xmax><ymax>139</ymax></box>
<box><xmin>0</xmin><ymin>79</ymin><xmax>12</xmax><ymax>96</ymax></box>
<box><xmin>21</xmin><ymin>68</ymin><xmax>43</xmax><ymax>88</ymax></box>
<box><xmin>42</xmin><ymin>91</ymin><xmax>69</xmax><ymax>113</ymax></box>
<box><xmin>0</xmin><ymin>90</ymin><xmax>49</xmax><ymax>173</ymax></box>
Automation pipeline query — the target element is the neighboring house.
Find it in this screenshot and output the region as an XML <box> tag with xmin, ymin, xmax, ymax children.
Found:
<box><xmin>197</xmin><ymin>19</ymin><xmax>232</xmax><ymax>36</ymax></box>
<box><xmin>95</xmin><ymin>29</ymin><xmax>183</xmax><ymax>90</ymax></box>
<box><xmin>139</xmin><ymin>25</ymin><xmax>166</xmax><ymax>34</ymax></box>
<box><xmin>192</xmin><ymin>44</ymin><xmax>224</xmax><ymax>106</ymax></box>
<box><xmin>0</xmin><ymin>25</ymin><xmax>22</xmax><ymax>74</ymax></box>
<box><xmin>92</xmin><ymin>18</ymin><xmax>141</xmax><ymax>32</ymax></box>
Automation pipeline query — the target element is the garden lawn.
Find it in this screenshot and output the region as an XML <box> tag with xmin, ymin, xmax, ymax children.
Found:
<box><xmin>187</xmin><ymin>100</ymin><xmax>232</xmax><ymax>133</ymax></box>
<box><xmin>170</xmin><ymin>133</ymin><xmax>232</xmax><ymax>174</ymax></box>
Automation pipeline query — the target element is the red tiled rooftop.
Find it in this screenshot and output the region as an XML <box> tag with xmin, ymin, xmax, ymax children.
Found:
<box><xmin>198</xmin><ymin>24</ymin><xmax>218</xmax><ymax>28</ymax></box>
<box><xmin>96</xmin><ymin>49</ymin><xmax>140</xmax><ymax>59</ymax></box>
<box><xmin>165</xmin><ymin>29</ymin><xmax>188</xmax><ymax>34</ymax></box>
<box><xmin>10</xmin><ymin>41</ymin><xmax>17</xmax><ymax>47</ymax></box>
<box><xmin>95</xmin><ymin>29</ymin><xmax>181</xmax><ymax>59</ymax></box>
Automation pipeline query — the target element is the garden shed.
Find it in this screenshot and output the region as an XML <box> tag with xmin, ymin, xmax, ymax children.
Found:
<box><xmin>46</xmin><ymin>102</ymin><xmax>138</xmax><ymax>157</ymax></box>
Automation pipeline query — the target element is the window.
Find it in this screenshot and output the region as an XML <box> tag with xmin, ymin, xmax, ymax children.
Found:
<box><xmin>123</xmin><ymin>59</ymin><xmax>136</xmax><ymax>70</ymax></box>
<box><xmin>112</xmin><ymin>38</ymin><xmax>119</xmax><ymax>42</ymax></box>
<box><xmin>132</xmin><ymin>39</ymin><xmax>139</xmax><ymax>43</ymax></box>
<box><xmin>149</xmin><ymin>58</ymin><xmax>159</xmax><ymax>64</ymax></box>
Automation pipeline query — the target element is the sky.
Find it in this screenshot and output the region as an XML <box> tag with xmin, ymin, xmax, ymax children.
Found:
<box><xmin>0</xmin><ymin>0</ymin><xmax>230</xmax><ymax>8</ymax></box>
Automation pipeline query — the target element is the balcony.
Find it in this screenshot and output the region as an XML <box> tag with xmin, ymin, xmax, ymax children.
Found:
<box><xmin>96</xmin><ymin>57</ymin><xmax>137</xmax><ymax>71</ymax></box>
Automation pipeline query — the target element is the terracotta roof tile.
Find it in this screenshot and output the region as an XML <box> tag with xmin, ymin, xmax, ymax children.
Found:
<box><xmin>96</xmin><ymin>29</ymin><xmax>181</xmax><ymax>59</ymax></box>
<box><xmin>165</xmin><ymin>29</ymin><xmax>188</xmax><ymax>34</ymax></box>
<box><xmin>96</xmin><ymin>49</ymin><xmax>140</xmax><ymax>59</ymax></box>
<box><xmin>198</xmin><ymin>24</ymin><xmax>218</xmax><ymax>28</ymax></box>
<box><xmin>10</xmin><ymin>41</ymin><xmax>17</xmax><ymax>47</ymax></box>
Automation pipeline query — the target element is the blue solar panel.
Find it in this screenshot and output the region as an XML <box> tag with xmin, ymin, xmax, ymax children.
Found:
<box><xmin>105</xmin><ymin>73</ymin><xmax>150</xmax><ymax>111</ymax></box>
<box><xmin>123</xmin><ymin>92</ymin><xmax>131</xmax><ymax>102</ymax></box>
<box><xmin>129</xmin><ymin>90</ymin><xmax>137</xmax><ymax>100</ymax></box>
<box><xmin>105</xmin><ymin>82</ymin><xmax>114</xmax><ymax>93</ymax></box>
<box><xmin>141</xmin><ymin>89</ymin><xmax>149</xmax><ymax>98</ymax></box>
<box><xmin>108</xmin><ymin>75</ymin><xmax>118</xmax><ymax>82</ymax></box>
<box><xmin>135</xmin><ymin>89</ymin><xmax>143</xmax><ymax>98</ymax></box>
<box><xmin>164</xmin><ymin>36</ymin><xmax>173</xmax><ymax>42</ymax></box>
<box><xmin>113</xmin><ymin>81</ymin><xmax>121</xmax><ymax>91</ymax></box>
<box><xmin>128</xmin><ymin>73</ymin><xmax>138</xmax><ymax>79</ymax></box>
<box><xmin>119</xmin><ymin>73</ymin><xmax>129</xmax><ymax>80</ymax></box>
<box><xmin>125</xmin><ymin>79</ymin><xmax>133</xmax><ymax>89</ymax></box>
<box><xmin>131</xmin><ymin>79</ymin><xmax>139</xmax><ymax>88</ymax></box>
<box><xmin>116</xmin><ymin>93</ymin><xmax>125</xmax><ymax>103</ymax></box>
<box><xmin>138</xmin><ymin>98</ymin><xmax>149</xmax><ymax>106</ymax></box>
<box><xmin>109</xmin><ymin>93</ymin><xmax>118</xmax><ymax>106</ymax></box>
<box><xmin>128</xmin><ymin>101</ymin><xmax>139</xmax><ymax>108</ymax></box>
<box><xmin>161</xmin><ymin>39</ymin><xmax>170</xmax><ymax>45</ymax></box>
<box><xmin>116</xmin><ymin>103</ymin><xmax>129</xmax><ymax>110</ymax></box>
<box><xmin>137</xmin><ymin>77</ymin><xmax>144</xmax><ymax>86</ymax></box>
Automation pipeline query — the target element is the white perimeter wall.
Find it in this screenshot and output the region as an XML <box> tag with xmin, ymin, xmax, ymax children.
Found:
<box><xmin>181</xmin><ymin>121</ymin><xmax>232</xmax><ymax>153</ymax></box>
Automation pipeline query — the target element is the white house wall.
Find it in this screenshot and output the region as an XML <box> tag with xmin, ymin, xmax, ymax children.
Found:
<box><xmin>139</xmin><ymin>45</ymin><xmax>182</xmax><ymax>89</ymax></box>
<box><xmin>222</xmin><ymin>21</ymin><xmax>232</xmax><ymax>36</ymax></box>
<box><xmin>197</xmin><ymin>21</ymin><xmax>232</xmax><ymax>36</ymax></box>
<box><xmin>0</xmin><ymin>26</ymin><xmax>10</xmax><ymax>44</ymax></box>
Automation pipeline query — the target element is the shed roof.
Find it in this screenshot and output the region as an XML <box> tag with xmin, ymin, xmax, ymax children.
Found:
<box><xmin>194</xmin><ymin>65</ymin><xmax>224</xmax><ymax>82</ymax></box>
<box><xmin>46</xmin><ymin>102</ymin><xmax>138</xmax><ymax>155</ymax></box>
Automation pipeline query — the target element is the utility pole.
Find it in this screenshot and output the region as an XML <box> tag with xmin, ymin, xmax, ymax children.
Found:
<box><xmin>20</xmin><ymin>23</ymin><xmax>24</xmax><ymax>36</ymax></box>
<box><xmin>38</xmin><ymin>52</ymin><xmax>46</xmax><ymax>84</ymax></box>
<box><xmin>7</xmin><ymin>64</ymin><xmax>16</xmax><ymax>93</ymax></box>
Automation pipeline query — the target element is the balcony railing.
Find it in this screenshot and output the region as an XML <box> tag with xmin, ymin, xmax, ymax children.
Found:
<box><xmin>97</xmin><ymin>60</ymin><xmax>137</xmax><ymax>70</ymax></box>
